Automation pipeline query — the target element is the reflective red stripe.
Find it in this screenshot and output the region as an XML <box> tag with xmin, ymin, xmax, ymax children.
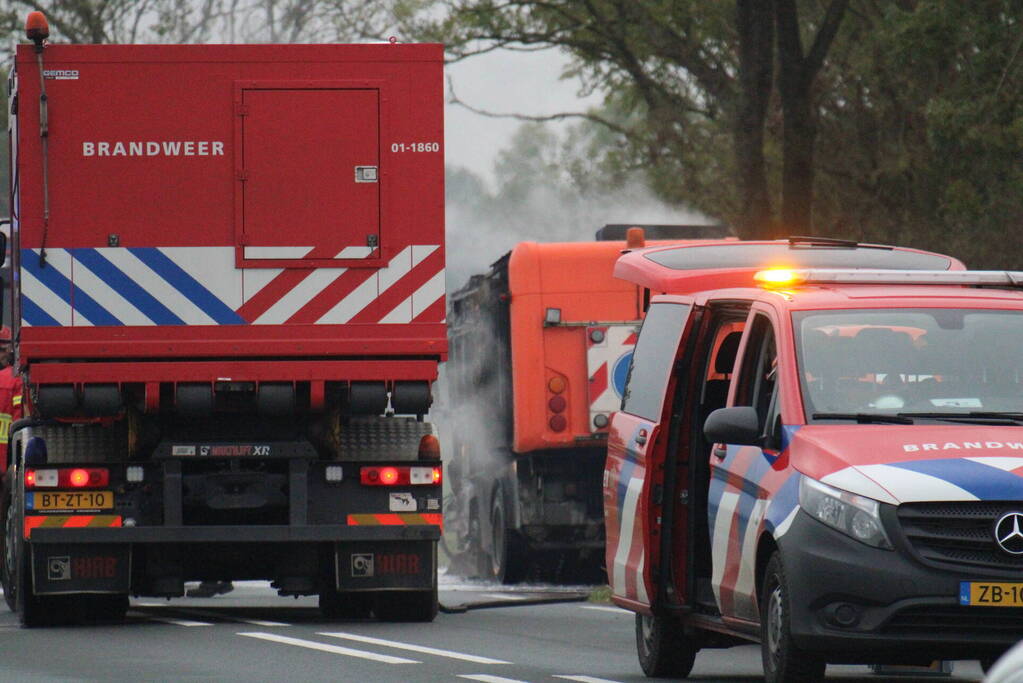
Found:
<box><xmin>347</xmin><ymin>513</ymin><xmax>442</xmax><ymax>527</ymax></box>
<box><xmin>24</xmin><ymin>515</ymin><xmax>122</xmax><ymax>538</ymax></box>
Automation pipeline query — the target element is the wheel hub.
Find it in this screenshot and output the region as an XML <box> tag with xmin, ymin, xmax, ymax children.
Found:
<box><xmin>490</xmin><ymin>515</ymin><xmax>504</xmax><ymax>577</ymax></box>
<box><xmin>4</xmin><ymin>507</ymin><xmax>15</xmax><ymax>579</ymax></box>
<box><xmin>767</xmin><ymin>584</ymin><xmax>783</xmax><ymax>659</ymax></box>
<box><xmin>640</xmin><ymin>615</ymin><xmax>655</xmax><ymax>653</ymax></box>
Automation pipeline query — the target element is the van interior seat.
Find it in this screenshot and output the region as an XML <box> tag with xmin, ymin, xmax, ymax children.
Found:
<box><xmin>703</xmin><ymin>331</ymin><xmax>743</xmax><ymax>413</ymax></box>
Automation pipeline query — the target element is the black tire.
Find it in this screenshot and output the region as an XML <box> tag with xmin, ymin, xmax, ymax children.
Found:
<box><xmin>635</xmin><ymin>612</ymin><xmax>697</xmax><ymax>677</ymax></box>
<box><xmin>760</xmin><ymin>553</ymin><xmax>826</xmax><ymax>683</ymax></box>
<box><xmin>468</xmin><ymin>503</ymin><xmax>491</xmax><ymax>580</ymax></box>
<box><xmin>319</xmin><ymin>590</ymin><xmax>373</xmax><ymax>620</ymax></box>
<box><xmin>489</xmin><ymin>495</ymin><xmax>527</xmax><ymax>584</ymax></box>
<box><xmin>6</xmin><ymin>498</ymin><xmax>49</xmax><ymax>627</ymax></box>
<box><xmin>2</xmin><ymin>490</ymin><xmax>17</xmax><ymax>612</ymax></box>
<box><xmin>374</xmin><ymin>588</ymin><xmax>439</xmax><ymax>623</ymax></box>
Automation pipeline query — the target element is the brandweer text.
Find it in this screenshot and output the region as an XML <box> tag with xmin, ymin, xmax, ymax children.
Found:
<box><xmin>82</xmin><ymin>141</ymin><xmax>225</xmax><ymax>157</ymax></box>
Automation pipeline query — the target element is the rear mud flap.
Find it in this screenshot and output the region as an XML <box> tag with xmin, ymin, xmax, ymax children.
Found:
<box><xmin>31</xmin><ymin>544</ymin><xmax>131</xmax><ymax>594</ymax></box>
<box><xmin>334</xmin><ymin>541</ymin><xmax>435</xmax><ymax>591</ymax></box>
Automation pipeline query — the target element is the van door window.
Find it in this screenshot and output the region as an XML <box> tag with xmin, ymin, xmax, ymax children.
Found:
<box><xmin>621</xmin><ymin>302</ymin><xmax>692</xmax><ymax>421</ymax></box>
<box><xmin>734</xmin><ymin>314</ymin><xmax>779</xmax><ymax>434</ymax></box>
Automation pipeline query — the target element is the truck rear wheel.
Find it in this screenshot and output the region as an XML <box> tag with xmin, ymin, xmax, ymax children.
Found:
<box><xmin>5</xmin><ymin>498</ymin><xmax>50</xmax><ymax>627</ymax></box>
<box><xmin>2</xmin><ymin>495</ymin><xmax>18</xmax><ymax>612</ymax></box>
<box><xmin>489</xmin><ymin>496</ymin><xmax>527</xmax><ymax>584</ymax></box>
<box><xmin>374</xmin><ymin>588</ymin><xmax>438</xmax><ymax>622</ymax></box>
<box><xmin>635</xmin><ymin>613</ymin><xmax>697</xmax><ymax>677</ymax></box>
<box><xmin>760</xmin><ymin>553</ymin><xmax>825</xmax><ymax>683</ymax></box>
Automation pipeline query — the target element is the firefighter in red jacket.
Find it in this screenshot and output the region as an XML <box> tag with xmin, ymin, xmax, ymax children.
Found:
<box><xmin>0</xmin><ymin>326</ymin><xmax>22</xmax><ymax>475</ymax></box>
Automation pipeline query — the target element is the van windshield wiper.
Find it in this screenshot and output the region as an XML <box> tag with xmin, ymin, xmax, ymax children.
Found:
<box><xmin>811</xmin><ymin>413</ymin><xmax>914</xmax><ymax>424</ymax></box>
<box><xmin>899</xmin><ymin>411</ymin><xmax>1023</xmax><ymax>425</ymax></box>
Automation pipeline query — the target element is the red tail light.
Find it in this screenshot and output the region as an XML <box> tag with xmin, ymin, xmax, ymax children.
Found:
<box><xmin>380</xmin><ymin>467</ymin><xmax>399</xmax><ymax>485</ymax></box>
<box><xmin>24</xmin><ymin>467</ymin><xmax>109</xmax><ymax>489</ymax></box>
<box><xmin>360</xmin><ymin>466</ymin><xmax>442</xmax><ymax>486</ymax></box>
<box><xmin>63</xmin><ymin>468</ymin><xmax>108</xmax><ymax>488</ymax></box>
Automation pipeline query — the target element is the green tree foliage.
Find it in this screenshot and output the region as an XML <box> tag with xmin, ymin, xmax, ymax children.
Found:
<box><xmin>424</xmin><ymin>0</ymin><xmax>849</xmax><ymax>238</ymax></box>
<box><xmin>814</xmin><ymin>1</ymin><xmax>1023</xmax><ymax>267</ymax></box>
<box><xmin>431</xmin><ymin>1</ymin><xmax>1023</xmax><ymax>266</ymax></box>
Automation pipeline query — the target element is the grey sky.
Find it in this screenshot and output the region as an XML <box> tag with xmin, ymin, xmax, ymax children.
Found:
<box><xmin>443</xmin><ymin>47</ymin><xmax>599</xmax><ymax>187</ymax></box>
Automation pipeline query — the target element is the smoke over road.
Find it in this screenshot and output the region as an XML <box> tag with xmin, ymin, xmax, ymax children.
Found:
<box><xmin>444</xmin><ymin>177</ymin><xmax>711</xmax><ymax>291</ymax></box>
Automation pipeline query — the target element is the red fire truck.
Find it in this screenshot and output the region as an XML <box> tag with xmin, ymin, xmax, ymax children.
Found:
<box><xmin>1</xmin><ymin>14</ymin><xmax>445</xmax><ymax>625</ymax></box>
<box><xmin>444</xmin><ymin>225</ymin><xmax>729</xmax><ymax>583</ymax></box>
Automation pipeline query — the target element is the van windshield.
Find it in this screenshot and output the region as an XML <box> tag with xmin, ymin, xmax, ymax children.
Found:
<box><xmin>794</xmin><ymin>309</ymin><xmax>1023</xmax><ymax>421</ymax></box>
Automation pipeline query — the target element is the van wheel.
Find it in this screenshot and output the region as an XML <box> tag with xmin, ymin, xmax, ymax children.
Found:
<box><xmin>761</xmin><ymin>553</ymin><xmax>825</xmax><ymax>683</ymax></box>
<box><xmin>489</xmin><ymin>496</ymin><xmax>527</xmax><ymax>584</ymax></box>
<box><xmin>635</xmin><ymin>613</ymin><xmax>697</xmax><ymax>677</ymax></box>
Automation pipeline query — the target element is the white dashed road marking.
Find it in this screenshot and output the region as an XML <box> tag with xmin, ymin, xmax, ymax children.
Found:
<box><xmin>237</xmin><ymin>632</ymin><xmax>419</xmax><ymax>664</ymax></box>
<box><xmin>457</xmin><ymin>676</ymin><xmax>531</xmax><ymax>683</ymax></box>
<box><xmin>555</xmin><ymin>676</ymin><xmax>625</xmax><ymax>683</ymax></box>
<box><xmin>320</xmin><ymin>632</ymin><xmax>511</xmax><ymax>664</ymax></box>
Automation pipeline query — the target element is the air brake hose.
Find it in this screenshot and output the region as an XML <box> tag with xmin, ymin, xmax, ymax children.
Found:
<box><xmin>439</xmin><ymin>593</ymin><xmax>589</xmax><ymax>614</ymax></box>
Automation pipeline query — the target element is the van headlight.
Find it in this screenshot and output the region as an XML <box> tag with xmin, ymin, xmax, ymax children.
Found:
<box><xmin>798</xmin><ymin>476</ymin><xmax>893</xmax><ymax>549</ymax></box>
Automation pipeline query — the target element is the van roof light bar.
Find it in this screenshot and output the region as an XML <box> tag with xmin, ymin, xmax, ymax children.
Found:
<box><xmin>754</xmin><ymin>269</ymin><xmax>1023</xmax><ymax>288</ymax></box>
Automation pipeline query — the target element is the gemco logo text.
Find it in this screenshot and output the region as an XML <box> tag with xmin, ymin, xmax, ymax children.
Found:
<box><xmin>82</xmin><ymin>141</ymin><xmax>225</xmax><ymax>157</ymax></box>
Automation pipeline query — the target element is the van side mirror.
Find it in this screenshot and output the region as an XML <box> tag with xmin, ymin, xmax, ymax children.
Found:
<box><xmin>704</xmin><ymin>406</ymin><xmax>761</xmax><ymax>446</ymax></box>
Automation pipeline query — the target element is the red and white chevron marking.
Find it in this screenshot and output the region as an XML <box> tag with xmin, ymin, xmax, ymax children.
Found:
<box><xmin>237</xmin><ymin>245</ymin><xmax>444</xmax><ymax>325</ymax></box>
<box><xmin>587</xmin><ymin>325</ymin><xmax>638</xmax><ymax>430</ymax></box>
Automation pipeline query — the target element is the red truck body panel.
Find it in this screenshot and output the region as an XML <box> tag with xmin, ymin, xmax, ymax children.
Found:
<box><xmin>12</xmin><ymin>43</ymin><xmax>445</xmax><ymax>378</ymax></box>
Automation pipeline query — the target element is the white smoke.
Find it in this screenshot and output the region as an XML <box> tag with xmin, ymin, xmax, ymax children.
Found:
<box><xmin>433</xmin><ymin>165</ymin><xmax>711</xmax><ymax>580</ymax></box>
<box><xmin>444</xmin><ymin>177</ymin><xmax>712</xmax><ymax>291</ymax></box>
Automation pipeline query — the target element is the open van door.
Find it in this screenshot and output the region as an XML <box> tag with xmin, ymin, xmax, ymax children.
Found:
<box><xmin>604</xmin><ymin>296</ymin><xmax>698</xmax><ymax>611</ymax></box>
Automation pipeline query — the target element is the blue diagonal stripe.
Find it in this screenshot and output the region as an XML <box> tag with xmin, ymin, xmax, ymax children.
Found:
<box><xmin>72</xmin><ymin>249</ymin><xmax>184</xmax><ymax>325</ymax></box>
<box><xmin>21</xmin><ymin>249</ymin><xmax>121</xmax><ymax>326</ymax></box>
<box><xmin>21</xmin><ymin>296</ymin><xmax>60</xmax><ymax>327</ymax></box>
<box><xmin>891</xmin><ymin>458</ymin><xmax>1023</xmax><ymax>500</ymax></box>
<box><xmin>616</xmin><ymin>422</ymin><xmax>649</xmax><ymax>516</ymax></box>
<box><xmin>128</xmin><ymin>248</ymin><xmax>244</xmax><ymax>325</ymax></box>
<box><xmin>765</xmin><ymin>473</ymin><xmax>800</xmax><ymax>533</ymax></box>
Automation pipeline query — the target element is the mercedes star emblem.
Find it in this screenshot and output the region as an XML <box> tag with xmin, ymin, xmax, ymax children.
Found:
<box><xmin>994</xmin><ymin>512</ymin><xmax>1023</xmax><ymax>555</ymax></box>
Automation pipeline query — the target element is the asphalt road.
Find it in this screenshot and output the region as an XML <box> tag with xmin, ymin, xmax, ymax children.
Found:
<box><xmin>0</xmin><ymin>577</ymin><xmax>988</xmax><ymax>682</ymax></box>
